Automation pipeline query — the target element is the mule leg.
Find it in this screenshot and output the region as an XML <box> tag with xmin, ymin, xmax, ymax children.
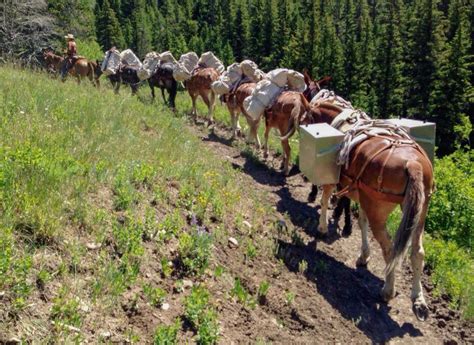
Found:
<box><xmin>161</xmin><ymin>87</ymin><xmax>167</xmax><ymax>104</ymax></box>
<box><xmin>333</xmin><ymin>197</ymin><xmax>352</xmax><ymax>235</ymax></box>
<box><xmin>190</xmin><ymin>93</ymin><xmax>198</xmax><ymax>117</ymax></box>
<box><xmin>208</xmin><ymin>91</ymin><xmax>216</xmax><ymax>123</ymax></box>
<box><xmin>308</xmin><ymin>184</ymin><xmax>318</xmax><ymax>203</ymax></box>
<box><xmin>281</xmin><ymin>138</ymin><xmax>291</xmax><ymax>175</ymax></box>
<box><xmin>343</xmin><ymin>197</ymin><xmax>352</xmax><ymax>235</ymax></box>
<box><xmin>317</xmin><ymin>184</ymin><xmax>335</xmax><ymax>235</ymax></box>
<box><xmin>249</xmin><ymin>119</ymin><xmax>261</xmax><ymax>149</ymax></box>
<box><xmin>355</xmin><ymin>208</ymin><xmax>371</xmax><ymax>266</ymax></box>
<box><xmin>410</xmin><ymin>205</ymin><xmax>429</xmax><ymax>320</ymax></box>
<box><xmin>229</xmin><ymin>106</ymin><xmax>238</xmax><ymax>139</ymax></box>
<box><xmin>150</xmin><ymin>85</ymin><xmax>155</xmax><ymax>101</ymax></box>
<box><xmin>235</xmin><ymin>111</ymin><xmax>242</xmax><ymax>137</ymax></box>
<box><xmin>263</xmin><ymin>123</ymin><xmax>270</xmax><ymax>158</ymax></box>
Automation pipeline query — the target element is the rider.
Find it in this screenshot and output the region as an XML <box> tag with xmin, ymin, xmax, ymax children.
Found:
<box><xmin>60</xmin><ymin>34</ymin><xmax>77</xmax><ymax>80</ymax></box>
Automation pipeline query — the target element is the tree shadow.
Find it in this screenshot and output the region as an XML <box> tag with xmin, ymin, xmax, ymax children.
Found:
<box><xmin>276</xmin><ymin>239</ymin><xmax>424</xmax><ymax>343</ymax></box>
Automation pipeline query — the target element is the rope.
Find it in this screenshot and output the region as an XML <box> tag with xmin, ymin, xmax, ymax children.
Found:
<box><xmin>337</xmin><ymin>119</ymin><xmax>414</xmax><ymax>169</ymax></box>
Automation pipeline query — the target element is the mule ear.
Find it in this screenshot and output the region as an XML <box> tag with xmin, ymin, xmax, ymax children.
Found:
<box><xmin>303</xmin><ymin>69</ymin><xmax>312</xmax><ymax>85</ymax></box>
<box><xmin>316</xmin><ymin>75</ymin><xmax>332</xmax><ymax>87</ymax></box>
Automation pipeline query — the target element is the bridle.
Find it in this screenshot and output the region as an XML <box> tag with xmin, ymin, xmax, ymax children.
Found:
<box><xmin>302</xmin><ymin>81</ymin><xmax>321</xmax><ymax>102</ymax></box>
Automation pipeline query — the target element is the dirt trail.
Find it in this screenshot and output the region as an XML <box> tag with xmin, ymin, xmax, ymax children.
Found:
<box><xmin>190</xmin><ymin>118</ymin><xmax>472</xmax><ymax>344</ymax></box>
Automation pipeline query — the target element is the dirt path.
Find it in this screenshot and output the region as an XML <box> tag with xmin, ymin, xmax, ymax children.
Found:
<box><xmin>189</xmin><ymin>118</ymin><xmax>472</xmax><ymax>344</ymax></box>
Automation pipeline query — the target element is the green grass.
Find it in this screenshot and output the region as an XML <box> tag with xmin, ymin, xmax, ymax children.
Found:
<box><xmin>0</xmin><ymin>66</ymin><xmax>271</xmax><ymax>340</ymax></box>
<box><xmin>387</xmin><ymin>198</ymin><xmax>474</xmax><ymax>319</ymax></box>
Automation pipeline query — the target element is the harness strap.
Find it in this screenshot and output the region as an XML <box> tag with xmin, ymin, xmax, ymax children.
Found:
<box><xmin>334</xmin><ymin>138</ymin><xmax>413</xmax><ymax>200</ymax></box>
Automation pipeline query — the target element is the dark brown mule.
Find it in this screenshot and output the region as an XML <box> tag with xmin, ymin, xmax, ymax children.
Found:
<box><xmin>263</xmin><ymin>74</ymin><xmax>331</xmax><ymax>175</ymax></box>
<box><xmin>284</xmin><ymin>100</ymin><xmax>435</xmax><ymax>320</ymax></box>
<box><xmin>224</xmin><ymin>82</ymin><xmax>262</xmax><ymax>147</ymax></box>
<box><xmin>184</xmin><ymin>67</ymin><xmax>219</xmax><ymax>123</ymax></box>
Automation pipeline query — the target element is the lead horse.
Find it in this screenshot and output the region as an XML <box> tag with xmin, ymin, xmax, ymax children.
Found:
<box><xmin>283</xmin><ymin>96</ymin><xmax>435</xmax><ymax>320</ymax></box>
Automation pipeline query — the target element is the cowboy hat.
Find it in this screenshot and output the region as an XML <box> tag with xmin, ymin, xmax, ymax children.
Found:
<box><xmin>64</xmin><ymin>34</ymin><xmax>75</xmax><ymax>40</ymax></box>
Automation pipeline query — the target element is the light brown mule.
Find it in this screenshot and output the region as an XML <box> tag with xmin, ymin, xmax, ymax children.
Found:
<box><xmin>263</xmin><ymin>91</ymin><xmax>309</xmax><ymax>175</ymax></box>
<box><xmin>224</xmin><ymin>82</ymin><xmax>261</xmax><ymax>147</ymax></box>
<box><xmin>69</xmin><ymin>58</ymin><xmax>102</xmax><ymax>87</ymax></box>
<box><xmin>285</xmin><ymin>101</ymin><xmax>434</xmax><ymax>321</ymax></box>
<box><xmin>262</xmin><ymin>73</ymin><xmax>331</xmax><ymax>175</ymax></box>
<box><xmin>185</xmin><ymin>67</ymin><xmax>219</xmax><ymax>123</ymax></box>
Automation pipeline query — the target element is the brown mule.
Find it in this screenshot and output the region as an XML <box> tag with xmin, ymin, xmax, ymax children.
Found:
<box><xmin>284</xmin><ymin>100</ymin><xmax>435</xmax><ymax>321</ymax></box>
<box><xmin>69</xmin><ymin>58</ymin><xmax>102</xmax><ymax>87</ymax></box>
<box><xmin>43</xmin><ymin>50</ymin><xmax>64</xmax><ymax>73</ymax></box>
<box><xmin>185</xmin><ymin>67</ymin><xmax>219</xmax><ymax>123</ymax></box>
<box><xmin>263</xmin><ymin>73</ymin><xmax>331</xmax><ymax>175</ymax></box>
<box><xmin>224</xmin><ymin>82</ymin><xmax>261</xmax><ymax>147</ymax></box>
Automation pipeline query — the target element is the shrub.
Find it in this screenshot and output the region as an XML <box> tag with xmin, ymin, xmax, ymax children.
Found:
<box><xmin>143</xmin><ymin>283</ymin><xmax>167</xmax><ymax>307</ymax></box>
<box><xmin>230</xmin><ymin>278</ymin><xmax>256</xmax><ymax>309</ymax></box>
<box><xmin>177</xmin><ymin>229</ymin><xmax>213</xmax><ymax>276</ymax></box>
<box><xmin>426</xmin><ymin>150</ymin><xmax>473</xmax><ymax>251</ymax></box>
<box><xmin>184</xmin><ymin>286</ymin><xmax>219</xmax><ymax>344</ymax></box>
<box><xmin>425</xmin><ymin>236</ymin><xmax>474</xmax><ymax>319</ymax></box>
<box><xmin>153</xmin><ymin>318</ymin><xmax>181</xmax><ymax>345</ymax></box>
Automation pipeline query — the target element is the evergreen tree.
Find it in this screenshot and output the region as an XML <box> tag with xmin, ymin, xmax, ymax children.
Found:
<box><xmin>232</xmin><ymin>4</ymin><xmax>249</xmax><ymax>61</ymax></box>
<box><xmin>96</xmin><ymin>0</ymin><xmax>125</xmax><ymax>50</ymax></box>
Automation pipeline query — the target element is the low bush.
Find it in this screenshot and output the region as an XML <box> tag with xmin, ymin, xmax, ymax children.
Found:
<box><xmin>426</xmin><ymin>150</ymin><xmax>473</xmax><ymax>252</ymax></box>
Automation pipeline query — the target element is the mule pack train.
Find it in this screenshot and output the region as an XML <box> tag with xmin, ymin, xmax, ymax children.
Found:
<box><xmin>48</xmin><ymin>46</ymin><xmax>436</xmax><ymax>322</ymax></box>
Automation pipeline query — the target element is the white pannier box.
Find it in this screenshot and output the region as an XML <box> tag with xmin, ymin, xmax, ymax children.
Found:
<box><xmin>299</xmin><ymin>123</ymin><xmax>345</xmax><ymax>185</ymax></box>
<box><xmin>386</xmin><ymin>118</ymin><xmax>436</xmax><ymax>163</ymax></box>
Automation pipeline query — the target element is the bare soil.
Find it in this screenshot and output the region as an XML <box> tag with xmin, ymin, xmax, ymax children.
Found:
<box><xmin>185</xmin><ymin>118</ymin><xmax>473</xmax><ymax>344</ymax></box>
<box><xmin>3</xmin><ymin>115</ymin><xmax>472</xmax><ymax>344</ymax></box>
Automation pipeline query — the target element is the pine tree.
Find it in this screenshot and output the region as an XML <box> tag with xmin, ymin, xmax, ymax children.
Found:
<box><xmin>429</xmin><ymin>0</ymin><xmax>472</xmax><ymax>154</ymax></box>
<box><xmin>96</xmin><ymin>0</ymin><xmax>125</xmax><ymax>50</ymax></box>
<box><xmin>232</xmin><ymin>4</ymin><xmax>249</xmax><ymax>61</ymax></box>
<box><xmin>131</xmin><ymin>1</ymin><xmax>153</xmax><ymax>57</ymax></box>
<box><xmin>351</xmin><ymin>0</ymin><xmax>376</xmax><ymax>112</ymax></box>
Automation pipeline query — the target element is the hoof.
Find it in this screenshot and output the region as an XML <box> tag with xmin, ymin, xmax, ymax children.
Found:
<box><xmin>412</xmin><ymin>300</ymin><xmax>429</xmax><ymax>321</ymax></box>
<box><xmin>263</xmin><ymin>151</ymin><xmax>269</xmax><ymax>159</ymax></box>
<box><xmin>356</xmin><ymin>255</ymin><xmax>370</xmax><ymax>267</ymax></box>
<box><xmin>381</xmin><ymin>287</ymin><xmax>396</xmax><ymax>302</ymax></box>
<box><xmin>308</xmin><ymin>192</ymin><xmax>317</xmax><ymax>203</ymax></box>
<box><xmin>315</xmin><ymin>230</ymin><xmax>328</xmax><ymax>239</ymax></box>
<box><xmin>316</xmin><ymin>225</ymin><xmax>328</xmax><ymax>237</ymax></box>
<box><xmin>342</xmin><ymin>224</ymin><xmax>352</xmax><ymax>237</ymax></box>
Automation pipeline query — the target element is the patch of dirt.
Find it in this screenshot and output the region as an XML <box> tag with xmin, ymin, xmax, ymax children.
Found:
<box><xmin>187</xmin><ymin>117</ymin><xmax>473</xmax><ymax>344</ymax></box>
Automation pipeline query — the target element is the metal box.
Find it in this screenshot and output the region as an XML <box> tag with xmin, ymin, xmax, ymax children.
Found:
<box><xmin>299</xmin><ymin>123</ymin><xmax>345</xmax><ymax>185</ymax></box>
<box><xmin>386</xmin><ymin>118</ymin><xmax>436</xmax><ymax>163</ymax></box>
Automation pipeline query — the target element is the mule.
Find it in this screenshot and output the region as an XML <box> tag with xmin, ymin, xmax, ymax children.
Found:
<box><xmin>223</xmin><ymin>82</ymin><xmax>261</xmax><ymax>147</ymax></box>
<box><xmin>302</xmin><ymin>71</ymin><xmax>352</xmax><ymax>235</ymax></box>
<box><xmin>184</xmin><ymin>67</ymin><xmax>219</xmax><ymax>123</ymax></box>
<box><xmin>43</xmin><ymin>50</ymin><xmax>63</xmax><ymax>74</ymax></box>
<box><xmin>108</xmin><ymin>66</ymin><xmax>141</xmax><ymax>95</ymax></box>
<box><xmin>69</xmin><ymin>58</ymin><xmax>102</xmax><ymax>86</ymax></box>
<box><xmin>262</xmin><ymin>74</ymin><xmax>331</xmax><ymax>175</ymax></box>
<box><xmin>148</xmin><ymin>62</ymin><xmax>177</xmax><ymax>109</ymax></box>
<box><xmin>283</xmin><ymin>98</ymin><xmax>435</xmax><ymax>320</ymax></box>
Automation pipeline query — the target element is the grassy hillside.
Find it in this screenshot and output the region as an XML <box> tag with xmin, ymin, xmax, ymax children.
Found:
<box><xmin>0</xmin><ymin>66</ymin><xmax>472</xmax><ymax>343</ymax></box>
<box><xmin>0</xmin><ymin>66</ymin><xmax>278</xmax><ymax>342</ymax></box>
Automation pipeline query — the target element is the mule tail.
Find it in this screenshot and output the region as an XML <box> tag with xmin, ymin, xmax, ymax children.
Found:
<box><xmin>279</xmin><ymin>93</ymin><xmax>310</xmax><ymax>141</ymax></box>
<box><xmin>87</xmin><ymin>62</ymin><xmax>95</xmax><ymax>80</ymax></box>
<box><xmin>385</xmin><ymin>160</ymin><xmax>425</xmax><ymax>277</ymax></box>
